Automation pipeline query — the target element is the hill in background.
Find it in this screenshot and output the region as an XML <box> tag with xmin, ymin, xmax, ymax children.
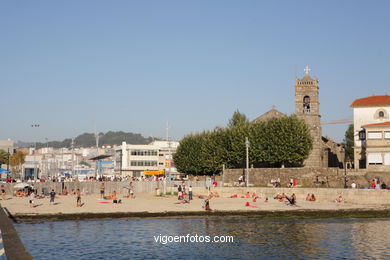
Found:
<box><xmin>17</xmin><ymin>131</ymin><xmax>157</xmax><ymax>148</ymax></box>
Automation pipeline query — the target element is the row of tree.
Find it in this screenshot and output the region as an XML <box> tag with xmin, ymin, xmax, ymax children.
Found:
<box><xmin>173</xmin><ymin>111</ymin><xmax>313</xmax><ymax>175</ymax></box>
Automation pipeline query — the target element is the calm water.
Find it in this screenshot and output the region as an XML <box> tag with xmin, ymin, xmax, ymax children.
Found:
<box><xmin>15</xmin><ymin>217</ymin><xmax>390</xmax><ymax>260</ymax></box>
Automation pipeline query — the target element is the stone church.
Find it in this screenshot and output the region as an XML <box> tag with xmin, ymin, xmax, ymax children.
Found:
<box><xmin>253</xmin><ymin>67</ymin><xmax>344</xmax><ymax>168</ymax></box>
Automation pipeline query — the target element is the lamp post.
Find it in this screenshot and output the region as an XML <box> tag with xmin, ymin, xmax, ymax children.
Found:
<box><xmin>245</xmin><ymin>137</ymin><xmax>250</xmax><ymax>187</ymax></box>
<box><xmin>31</xmin><ymin>124</ymin><xmax>40</xmax><ymax>179</ymax></box>
<box><xmin>342</xmin><ymin>147</ymin><xmax>347</xmax><ymax>188</ymax></box>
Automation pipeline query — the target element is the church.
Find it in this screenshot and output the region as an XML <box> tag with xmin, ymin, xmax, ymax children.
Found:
<box><xmin>253</xmin><ymin>67</ymin><xmax>344</xmax><ymax>168</ymax></box>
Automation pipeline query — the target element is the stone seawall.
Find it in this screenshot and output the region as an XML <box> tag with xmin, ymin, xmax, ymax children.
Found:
<box><xmin>0</xmin><ymin>206</ymin><xmax>32</xmax><ymax>259</ymax></box>
<box><xmin>192</xmin><ymin>187</ymin><xmax>390</xmax><ymax>205</ymax></box>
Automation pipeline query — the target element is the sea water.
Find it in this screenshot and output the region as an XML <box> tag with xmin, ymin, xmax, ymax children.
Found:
<box><xmin>15</xmin><ymin>217</ymin><xmax>390</xmax><ymax>259</ymax></box>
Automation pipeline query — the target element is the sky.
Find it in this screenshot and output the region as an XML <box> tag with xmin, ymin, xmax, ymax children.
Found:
<box><xmin>1</xmin><ymin>1</ymin><xmax>389</xmax><ymax>143</ymax></box>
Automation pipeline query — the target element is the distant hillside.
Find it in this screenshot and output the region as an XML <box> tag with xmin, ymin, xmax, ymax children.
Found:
<box><xmin>26</xmin><ymin>131</ymin><xmax>158</xmax><ymax>148</ymax></box>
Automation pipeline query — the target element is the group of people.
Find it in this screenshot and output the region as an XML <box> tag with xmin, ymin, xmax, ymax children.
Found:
<box><xmin>274</xmin><ymin>193</ymin><xmax>297</xmax><ymax>206</ymax></box>
<box><xmin>177</xmin><ymin>183</ymin><xmax>193</xmax><ymax>203</ymax></box>
<box><xmin>369</xmin><ymin>179</ymin><xmax>387</xmax><ymax>189</ymax></box>
<box><xmin>305</xmin><ymin>193</ymin><xmax>316</xmax><ymax>201</ymax></box>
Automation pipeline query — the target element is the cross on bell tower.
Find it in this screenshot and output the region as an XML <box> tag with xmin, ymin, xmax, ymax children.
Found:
<box><xmin>304</xmin><ymin>66</ymin><xmax>311</xmax><ymax>75</ymax></box>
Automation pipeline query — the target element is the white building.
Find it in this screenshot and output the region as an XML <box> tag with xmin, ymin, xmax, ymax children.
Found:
<box><xmin>351</xmin><ymin>95</ymin><xmax>390</xmax><ymax>170</ymax></box>
<box><xmin>116</xmin><ymin>141</ymin><xmax>179</xmax><ymax>177</ymax></box>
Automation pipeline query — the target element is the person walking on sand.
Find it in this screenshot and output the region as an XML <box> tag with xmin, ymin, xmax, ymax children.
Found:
<box><xmin>29</xmin><ymin>191</ymin><xmax>35</xmax><ymax>208</ymax></box>
<box><xmin>100</xmin><ymin>183</ymin><xmax>105</xmax><ymax>198</ymax></box>
<box><xmin>49</xmin><ymin>189</ymin><xmax>56</xmax><ymax>205</ymax></box>
<box><xmin>189</xmin><ymin>186</ymin><xmax>193</xmax><ymax>200</ymax></box>
<box><xmin>76</xmin><ymin>189</ymin><xmax>82</xmax><ymax>207</ymax></box>
<box><xmin>1</xmin><ymin>185</ymin><xmax>6</xmax><ymax>200</ymax></box>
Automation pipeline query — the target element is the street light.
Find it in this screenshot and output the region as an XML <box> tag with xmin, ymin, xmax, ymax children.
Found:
<box><xmin>31</xmin><ymin>124</ymin><xmax>40</xmax><ymax>180</ymax></box>
<box><xmin>245</xmin><ymin>137</ymin><xmax>250</xmax><ymax>187</ymax></box>
<box><xmin>341</xmin><ymin>147</ymin><xmax>347</xmax><ymax>188</ymax></box>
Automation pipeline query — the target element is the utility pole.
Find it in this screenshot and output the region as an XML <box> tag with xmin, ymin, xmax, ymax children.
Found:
<box><xmin>166</xmin><ymin>122</ymin><xmax>172</xmax><ymax>177</ymax></box>
<box><xmin>245</xmin><ymin>137</ymin><xmax>250</xmax><ymax>187</ymax></box>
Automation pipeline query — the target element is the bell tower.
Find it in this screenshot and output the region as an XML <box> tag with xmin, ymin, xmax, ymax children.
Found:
<box><xmin>295</xmin><ymin>66</ymin><xmax>322</xmax><ymax>167</ymax></box>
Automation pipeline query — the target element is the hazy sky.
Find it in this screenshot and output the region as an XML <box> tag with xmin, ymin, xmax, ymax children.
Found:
<box><xmin>1</xmin><ymin>1</ymin><xmax>389</xmax><ymax>143</ymax></box>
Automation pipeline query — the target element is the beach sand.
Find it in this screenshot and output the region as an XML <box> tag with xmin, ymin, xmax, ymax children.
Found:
<box><xmin>2</xmin><ymin>193</ymin><xmax>389</xmax><ymax>220</ymax></box>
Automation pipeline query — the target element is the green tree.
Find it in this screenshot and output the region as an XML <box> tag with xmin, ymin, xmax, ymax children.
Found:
<box><xmin>228</xmin><ymin>110</ymin><xmax>249</xmax><ymax>128</ymax></box>
<box><xmin>344</xmin><ymin>124</ymin><xmax>354</xmax><ymax>161</ymax></box>
<box><xmin>173</xmin><ymin>133</ymin><xmax>204</xmax><ymax>175</ymax></box>
<box><xmin>9</xmin><ymin>151</ymin><xmax>26</xmax><ymax>173</ymax></box>
<box><xmin>252</xmin><ymin>116</ymin><xmax>312</xmax><ymax>167</ymax></box>
<box><xmin>0</xmin><ymin>149</ymin><xmax>8</xmax><ymax>166</ymax></box>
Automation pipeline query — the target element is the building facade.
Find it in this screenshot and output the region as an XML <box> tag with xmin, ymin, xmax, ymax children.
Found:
<box><xmin>116</xmin><ymin>140</ymin><xmax>179</xmax><ymax>177</ymax></box>
<box><xmin>351</xmin><ymin>95</ymin><xmax>390</xmax><ymax>170</ymax></box>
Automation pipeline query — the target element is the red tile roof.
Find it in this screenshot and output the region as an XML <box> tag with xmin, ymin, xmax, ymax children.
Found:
<box><xmin>351</xmin><ymin>95</ymin><xmax>390</xmax><ymax>107</ymax></box>
<box><xmin>362</xmin><ymin>121</ymin><xmax>390</xmax><ymax>128</ymax></box>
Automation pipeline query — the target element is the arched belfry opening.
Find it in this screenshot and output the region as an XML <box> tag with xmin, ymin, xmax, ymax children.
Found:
<box><xmin>303</xmin><ymin>95</ymin><xmax>311</xmax><ymax>114</ymax></box>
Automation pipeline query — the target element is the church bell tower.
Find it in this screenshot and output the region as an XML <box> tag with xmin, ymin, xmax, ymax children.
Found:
<box><xmin>295</xmin><ymin>66</ymin><xmax>322</xmax><ymax>167</ymax></box>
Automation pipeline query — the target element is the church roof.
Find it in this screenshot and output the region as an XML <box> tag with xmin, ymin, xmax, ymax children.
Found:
<box><xmin>351</xmin><ymin>95</ymin><xmax>390</xmax><ymax>107</ymax></box>
<box><xmin>252</xmin><ymin>108</ymin><xmax>286</xmax><ymax>123</ymax></box>
<box><xmin>362</xmin><ymin>121</ymin><xmax>390</xmax><ymax>128</ymax></box>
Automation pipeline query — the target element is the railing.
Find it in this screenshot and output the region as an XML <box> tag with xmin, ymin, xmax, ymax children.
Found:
<box><xmin>3</xmin><ymin>181</ymin><xmax>215</xmax><ymax>196</ymax></box>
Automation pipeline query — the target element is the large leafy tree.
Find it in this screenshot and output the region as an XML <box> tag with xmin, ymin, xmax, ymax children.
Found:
<box><xmin>258</xmin><ymin>116</ymin><xmax>313</xmax><ymax>167</ymax></box>
<box><xmin>344</xmin><ymin>124</ymin><xmax>354</xmax><ymax>161</ymax></box>
<box><xmin>174</xmin><ymin>112</ymin><xmax>313</xmax><ymax>175</ymax></box>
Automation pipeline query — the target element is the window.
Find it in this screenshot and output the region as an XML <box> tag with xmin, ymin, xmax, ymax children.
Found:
<box><xmin>379</xmin><ymin>111</ymin><xmax>385</xmax><ymax>118</ymax></box>
<box><xmin>130</xmin><ymin>160</ymin><xmax>158</xmax><ymax>167</ymax></box>
<box><xmin>368</xmin><ymin>153</ymin><xmax>382</xmax><ymax>165</ymax></box>
<box><xmin>367</xmin><ymin>132</ymin><xmax>382</xmax><ymax>139</ymax></box>
<box><xmin>385</xmin><ymin>132</ymin><xmax>390</xmax><ymax>139</ymax></box>
<box><xmin>131</xmin><ymin>150</ymin><xmax>158</xmax><ymax>156</ymax></box>
<box><xmin>385</xmin><ymin>153</ymin><xmax>390</xmax><ymax>166</ymax></box>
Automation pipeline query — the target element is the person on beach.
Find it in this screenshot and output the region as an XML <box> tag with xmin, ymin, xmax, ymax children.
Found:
<box><xmin>100</xmin><ymin>183</ymin><xmax>105</xmax><ymax>198</ymax></box>
<box><xmin>29</xmin><ymin>191</ymin><xmax>35</xmax><ymax>208</ymax></box>
<box><xmin>62</xmin><ymin>186</ymin><xmax>68</xmax><ymax>195</ymax></box>
<box><xmin>76</xmin><ymin>189</ymin><xmax>82</xmax><ymax>207</ymax></box>
<box><xmin>204</xmin><ymin>198</ymin><xmax>211</xmax><ymax>211</ymax></box>
<box><xmin>112</xmin><ymin>191</ymin><xmax>121</xmax><ymax>204</ymax></box>
<box><xmin>129</xmin><ymin>189</ymin><xmax>135</xmax><ymax>198</ymax></box>
<box><xmin>189</xmin><ymin>186</ymin><xmax>193</xmax><ymax>200</ymax></box>
<box><xmin>335</xmin><ymin>196</ymin><xmax>345</xmax><ymax>203</ymax></box>
<box><xmin>49</xmin><ymin>189</ymin><xmax>56</xmax><ymax>205</ymax></box>
<box><xmin>1</xmin><ymin>185</ymin><xmax>6</xmax><ymax>200</ymax></box>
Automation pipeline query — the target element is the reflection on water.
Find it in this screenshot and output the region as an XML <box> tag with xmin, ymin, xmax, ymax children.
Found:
<box><xmin>15</xmin><ymin>217</ymin><xmax>390</xmax><ymax>260</ymax></box>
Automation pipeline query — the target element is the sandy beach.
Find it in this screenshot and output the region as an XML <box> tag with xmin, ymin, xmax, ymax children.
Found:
<box><xmin>2</xmin><ymin>192</ymin><xmax>390</xmax><ymax>222</ymax></box>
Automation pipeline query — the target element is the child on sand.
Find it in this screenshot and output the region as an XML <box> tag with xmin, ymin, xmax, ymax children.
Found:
<box><xmin>49</xmin><ymin>189</ymin><xmax>56</xmax><ymax>205</ymax></box>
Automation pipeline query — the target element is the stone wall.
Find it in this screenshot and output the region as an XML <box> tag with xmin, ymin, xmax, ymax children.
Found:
<box><xmin>223</xmin><ymin>167</ymin><xmax>390</xmax><ymax>188</ymax></box>
<box><xmin>223</xmin><ymin>167</ymin><xmax>344</xmax><ymax>188</ymax></box>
